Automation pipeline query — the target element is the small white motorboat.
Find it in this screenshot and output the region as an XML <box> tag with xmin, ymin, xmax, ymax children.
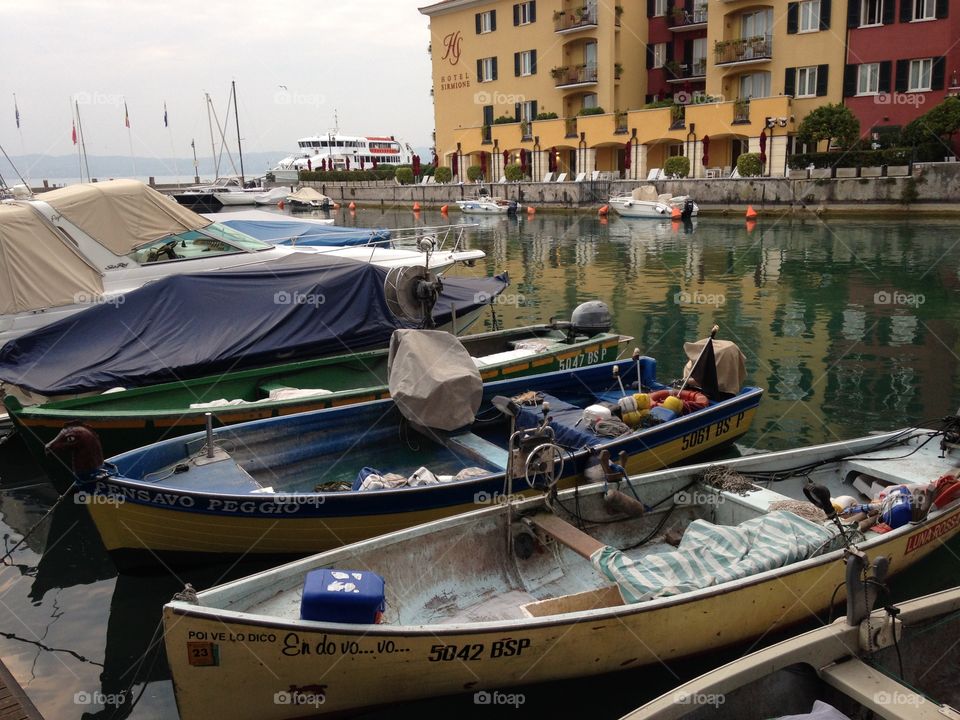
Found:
<box><xmin>173</xmin><ymin>176</ymin><xmax>263</xmax><ymax>211</ymax></box>
<box><xmin>253</xmin><ymin>186</ymin><xmax>293</xmax><ymax>205</ymax></box>
<box><xmin>456</xmin><ymin>187</ymin><xmax>520</xmax><ymax>215</ymax></box>
<box><xmin>609</xmin><ymin>184</ymin><xmax>698</xmax><ymax>219</ymax></box>
<box><xmin>286</xmin><ymin>187</ymin><xmax>334</xmax><ymax>209</ymax></box>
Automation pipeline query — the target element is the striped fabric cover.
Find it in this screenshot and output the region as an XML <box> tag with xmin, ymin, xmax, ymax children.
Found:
<box><xmin>590</xmin><ymin>511</ymin><xmax>836</xmax><ymax>604</ymax></box>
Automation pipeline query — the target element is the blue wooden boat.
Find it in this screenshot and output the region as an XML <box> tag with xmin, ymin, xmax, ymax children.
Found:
<box><xmin>52</xmin><ymin>340</ymin><xmax>763</xmax><ymax>569</ymax></box>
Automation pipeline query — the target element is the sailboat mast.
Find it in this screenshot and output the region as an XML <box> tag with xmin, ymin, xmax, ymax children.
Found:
<box><xmin>232</xmin><ymin>80</ymin><xmax>244</xmax><ymax>185</ymax></box>
<box><xmin>75</xmin><ymin>100</ymin><xmax>91</xmax><ymax>182</ymax></box>
<box><xmin>206</xmin><ymin>92</ymin><xmax>217</xmax><ymax>181</ymax></box>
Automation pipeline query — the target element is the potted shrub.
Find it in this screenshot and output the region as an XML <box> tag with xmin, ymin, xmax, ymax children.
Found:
<box><xmin>520</xmin><ymin>120</ymin><xmax>530</xmax><ymax>137</ymax></box>
<box><xmin>736</xmin><ymin>152</ymin><xmax>762</xmax><ymax>177</ymax></box>
<box><xmin>466</xmin><ymin>165</ymin><xmax>483</xmax><ymax>182</ymax></box>
<box><xmin>578</xmin><ymin>106</ymin><xmax>606</xmax><ymax>116</ymax></box>
<box><xmin>535</xmin><ymin>111</ymin><xmax>559</xmax><ymax>120</ymax></box>
<box><xmin>614</xmin><ymin>62</ymin><xmax>623</xmax><ymax>79</ymax></box>
<box><xmin>550</xmin><ymin>66</ymin><xmax>569</xmax><ymax>80</ymax></box>
<box><xmin>434</xmin><ymin>166</ymin><xmax>453</xmax><ymax>183</ymax></box>
<box><xmin>504</xmin><ymin>163</ymin><xmax>525</xmax><ymax>182</ymax></box>
<box><xmin>664</xmin><ymin>155</ymin><xmax>690</xmax><ymax>178</ymax></box>
<box><xmin>671</xmin><ymin>6</ymin><xmax>686</xmax><ymax>23</ymax></box>
<box><xmin>664</xmin><ymin>60</ymin><xmax>681</xmax><ymax>78</ymax></box>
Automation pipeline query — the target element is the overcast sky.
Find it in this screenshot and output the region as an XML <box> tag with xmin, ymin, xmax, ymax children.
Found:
<box><xmin>1</xmin><ymin>0</ymin><xmax>435</xmax><ymax>159</ymax></box>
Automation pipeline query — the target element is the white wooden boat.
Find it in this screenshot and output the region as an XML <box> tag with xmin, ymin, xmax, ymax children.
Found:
<box><xmin>163</xmin><ymin>424</ymin><xmax>960</xmax><ymax>718</ymax></box>
<box><xmin>630</xmin><ymin>585</ymin><xmax>960</xmax><ymax>719</ymax></box>
<box><xmin>609</xmin><ymin>184</ymin><xmax>698</xmax><ymax>219</ymax></box>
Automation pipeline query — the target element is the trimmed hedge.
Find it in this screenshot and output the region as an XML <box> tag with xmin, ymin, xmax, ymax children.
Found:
<box><xmin>395</xmin><ymin>167</ymin><xmax>414</xmax><ymax>185</ymax></box>
<box><xmin>467</xmin><ymin>165</ymin><xmax>483</xmax><ymax>182</ymax></box>
<box><xmin>504</xmin><ymin>163</ymin><xmax>525</xmax><ymax>181</ymax></box>
<box><xmin>298</xmin><ymin>167</ymin><xmax>396</xmax><ymax>182</ymax></box>
<box><xmin>787</xmin><ymin>148</ymin><xmax>912</xmax><ymax>170</ymax></box>
<box><xmin>736</xmin><ymin>153</ymin><xmax>763</xmax><ymax>177</ymax></box>
<box><xmin>663</xmin><ymin>156</ymin><xmax>690</xmax><ymax>178</ymax></box>
<box><xmin>434</xmin><ymin>166</ymin><xmax>452</xmax><ymax>183</ymax></box>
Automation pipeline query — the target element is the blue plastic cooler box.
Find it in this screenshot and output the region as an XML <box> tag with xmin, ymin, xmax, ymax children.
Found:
<box><xmin>300</xmin><ymin>569</ymin><xmax>386</xmax><ymax>623</ymax></box>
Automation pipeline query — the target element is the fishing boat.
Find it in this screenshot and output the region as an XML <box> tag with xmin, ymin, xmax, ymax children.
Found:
<box><xmin>272</xmin><ymin>132</ymin><xmax>415</xmax><ymax>181</ymax></box>
<box><xmin>631</xmin><ymin>585</ymin><xmax>960</xmax><ymax>719</ymax></box>
<box><xmin>49</xmin><ymin>329</ymin><xmax>762</xmax><ymax>566</ymax></box>
<box><xmin>608</xmin><ymin>185</ymin><xmax>698</xmax><ymax>219</ymax></box>
<box><xmin>456</xmin><ymin>187</ymin><xmax>520</xmax><ymax>215</ymax></box>
<box><xmin>8</xmin><ymin>304</ymin><xmax>627</xmax><ymax>462</ymax></box>
<box><xmin>159</xmin><ymin>420</ymin><xmax>960</xmax><ymax>718</ymax></box>
<box><xmin>0</xmin><ymin>180</ymin><xmax>484</xmax><ymax>346</ymax></box>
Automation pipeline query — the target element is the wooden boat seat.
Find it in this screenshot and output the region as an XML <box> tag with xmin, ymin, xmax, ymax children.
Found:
<box><xmin>442</xmin><ymin>432</ymin><xmax>509</xmax><ymax>471</ymax></box>
<box><xmin>526</xmin><ymin>513</ymin><xmax>606</xmax><ymax>559</ymax></box>
<box><xmin>520</xmin><ymin>584</ymin><xmax>623</xmax><ymax>617</ymax></box>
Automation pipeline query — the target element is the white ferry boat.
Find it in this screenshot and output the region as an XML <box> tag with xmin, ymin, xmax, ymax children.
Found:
<box><xmin>272</xmin><ymin>133</ymin><xmax>415</xmax><ymax>180</ymax></box>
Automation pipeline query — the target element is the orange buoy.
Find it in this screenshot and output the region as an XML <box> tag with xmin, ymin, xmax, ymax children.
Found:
<box><xmin>440</xmin><ymin>205</ymin><xmax>449</xmax><ymax>214</ymax></box>
<box><xmin>333</xmin><ymin>202</ymin><xmax>341</xmax><ymax>209</ymax></box>
<box><xmin>348</xmin><ymin>201</ymin><xmax>356</xmax><ymax>210</ymax></box>
<box><xmin>277</xmin><ymin>200</ymin><xmax>285</xmax><ymax>210</ymax></box>
<box><xmin>671</xmin><ymin>205</ymin><xmax>682</xmax><ymax>219</ymax></box>
<box><xmin>598</xmin><ymin>205</ymin><xmax>609</xmax><ymax>216</ymax></box>
<box><xmin>413</xmin><ymin>202</ymin><xmax>421</xmax><ymax>211</ymax></box>
<box><xmin>745</xmin><ymin>205</ymin><xmax>758</xmax><ymax>220</ymax></box>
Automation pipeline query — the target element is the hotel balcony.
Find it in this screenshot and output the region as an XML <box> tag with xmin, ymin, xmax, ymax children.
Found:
<box><xmin>665</xmin><ymin>59</ymin><xmax>707</xmax><ymax>84</ymax></box>
<box><xmin>668</xmin><ymin>6</ymin><xmax>708</xmax><ymax>31</ymax></box>
<box><xmin>554</xmin><ymin>7</ymin><xmax>597</xmax><ymax>34</ymax></box>
<box><xmin>553</xmin><ymin>65</ymin><xmax>599</xmax><ymax>89</ymax></box>
<box><xmin>714</xmin><ymin>35</ymin><xmax>772</xmax><ymax>67</ymax></box>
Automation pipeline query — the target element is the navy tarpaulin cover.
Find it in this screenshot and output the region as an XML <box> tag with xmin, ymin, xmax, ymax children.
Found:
<box><xmin>217</xmin><ymin>218</ymin><xmax>391</xmax><ymax>246</ymax></box>
<box><xmin>0</xmin><ymin>254</ymin><xmax>507</xmax><ymax>394</ymax></box>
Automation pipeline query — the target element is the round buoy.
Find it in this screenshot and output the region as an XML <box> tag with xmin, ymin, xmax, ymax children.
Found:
<box><xmin>413</xmin><ymin>202</ymin><xmax>421</xmax><ymax>211</ymax></box>
<box><xmin>671</xmin><ymin>205</ymin><xmax>682</xmax><ymax>219</ymax></box>
<box><xmin>348</xmin><ymin>201</ymin><xmax>356</xmax><ymax>210</ymax></box>
<box><xmin>277</xmin><ymin>200</ymin><xmax>285</xmax><ymax>210</ymax></box>
<box><xmin>745</xmin><ymin>205</ymin><xmax>758</xmax><ymax>220</ymax></box>
<box><xmin>598</xmin><ymin>205</ymin><xmax>609</xmax><ymax>216</ymax></box>
<box><xmin>440</xmin><ymin>205</ymin><xmax>449</xmax><ymax>214</ymax></box>
<box><xmin>662</xmin><ymin>396</ymin><xmax>684</xmax><ymax>415</ymax></box>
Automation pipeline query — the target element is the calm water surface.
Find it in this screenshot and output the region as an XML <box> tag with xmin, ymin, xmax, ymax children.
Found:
<box><xmin>1</xmin><ymin>209</ymin><xmax>960</xmax><ymax>718</ymax></box>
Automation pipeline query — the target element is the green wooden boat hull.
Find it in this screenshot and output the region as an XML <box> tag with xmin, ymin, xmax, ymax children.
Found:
<box><xmin>5</xmin><ymin>326</ymin><xmax>627</xmax><ymax>481</ymax></box>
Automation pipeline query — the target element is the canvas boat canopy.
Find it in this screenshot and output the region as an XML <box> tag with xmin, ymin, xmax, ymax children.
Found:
<box><xmin>38</xmin><ymin>179</ymin><xmax>211</xmax><ymax>256</ymax></box>
<box><xmin>0</xmin><ymin>203</ymin><xmax>103</xmax><ymax>315</ymax></box>
<box><xmin>287</xmin><ymin>188</ymin><xmax>332</xmax><ymax>204</ymax></box>
<box><xmin>0</xmin><ymin>252</ymin><xmax>508</xmax><ymax>394</ymax></box>
<box><xmin>216</xmin><ymin>217</ymin><xmax>390</xmax><ymax>246</ymax></box>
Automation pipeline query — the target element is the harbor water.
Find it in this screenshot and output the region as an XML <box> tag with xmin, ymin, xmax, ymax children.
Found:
<box><xmin>2</xmin><ymin>208</ymin><xmax>960</xmax><ymax>718</ymax></box>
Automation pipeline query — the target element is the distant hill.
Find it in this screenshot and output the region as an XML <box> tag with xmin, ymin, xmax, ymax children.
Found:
<box><xmin>0</xmin><ymin>152</ymin><xmax>289</xmax><ymax>183</ymax></box>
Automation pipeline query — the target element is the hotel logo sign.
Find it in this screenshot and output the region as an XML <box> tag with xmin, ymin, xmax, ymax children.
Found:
<box><xmin>441</xmin><ymin>31</ymin><xmax>462</xmax><ymax>66</ymax></box>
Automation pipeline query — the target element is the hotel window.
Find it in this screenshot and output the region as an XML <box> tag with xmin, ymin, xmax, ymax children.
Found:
<box><xmin>911</xmin><ymin>0</ymin><xmax>934</xmax><ymax>20</ymax></box>
<box><xmin>653</xmin><ymin>0</ymin><xmax>667</xmax><ymax>16</ymax></box>
<box><xmin>513</xmin><ymin>1</ymin><xmax>536</xmax><ymax>25</ymax></box>
<box><xmin>582</xmin><ymin>93</ymin><xmax>599</xmax><ymax>110</ymax></box>
<box><xmin>692</xmin><ymin>38</ymin><xmax>707</xmax><ymax>74</ymax></box>
<box><xmin>653</xmin><ymin>43</ymin><xmax>667</xmax><ymax>69</ymax></box>
<box><xmin>515</xmin><ymin>49</ymin><xmax>537</xmax><ymax>76</ymax></box>
<box><xmin>477</xmin><ymin>57</ymin><xmax>498</xmax><ymax>82</ymax></box>
<box><xmin>860</xmin><ymin>0</ymin><xmax>882</xmax><ymax>25</ymax></box>
<box><xmin>520</xmin><ymin>100</ymin><xmax>538</xmax><ymax>122</ymax></box>
<box><xmin>908</xmin><ymin>58</ymin><xmax>932</xmax><ymax>90</ymax></box>
<box><xmin>795</xmin><ymin>66</ymin><xmax>818</xmax><ymax>96</ymax></box>
<box><xmin>857</xmin><ymin>63</ymin><xmax>880</xmax><ymax>94</ymax></box>
<box><xmin>799</xmin><ymin>0</ymin><xmax>820</xmax><ymax>31</ymax></box>
<box><xmin>741</xmin><ymin>9</ymin><xmax>772</xmax><ymax>38</ymax></box>
<box><xmin>740</xmin><ymin>72</ymin><xmax>771</xmax><ymax>99</ymax></box>
<box><xmin>475</xmin><ymin>10</ymin><xmax>496</xmax><ymax>33</ymax></box>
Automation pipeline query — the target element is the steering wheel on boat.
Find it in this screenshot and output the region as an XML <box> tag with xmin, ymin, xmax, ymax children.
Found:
<box><xmin>148</xmin><ymin>240</ymin><xmax>180</xmax><ymax>262</ymax></box>
<box><xmin>524</xmin><ymin>443</ymin><xmax>565</xmax><ymax>490</ymax></box>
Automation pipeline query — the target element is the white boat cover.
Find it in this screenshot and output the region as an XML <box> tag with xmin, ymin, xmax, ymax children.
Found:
<box><xmin>39</xmin><ymin>180</ymin><xmax>210</xmax><ymax>255</ymax></box>
<box><xmin>684</xmin><ymin>339</ymin><xmax>747</xmax><ymax>395</ymax></box>
<box><xmin>591</xmin><ymin>511</ymin><xmax>835</xmax><ymax>603</ymax></box>
<box><xmin>287</xmin><ymin>188</ymin><xmax>332</xmax><ymax>204</ymax></box>
<box><xmin>631</xmin><ymin>185</ymin><xmax>659</xmax><ymax>202</ymax></box>
<box><xmin>387</xmin><ymin>329</ymin><xmax>482</xmax><ymax>431</ymax></box>
<box><xmin>0</xmin><ymin>204</ymin><xmax>103</xmax><ymax>314</ymax></box>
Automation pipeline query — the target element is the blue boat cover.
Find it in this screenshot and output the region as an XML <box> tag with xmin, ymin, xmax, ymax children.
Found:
<box><xmin>0</xmin><ymin>253</ymin><xmax>508</xmax><ymax>394</ymax></box>
<box><xmin>217</xmin><ymin>218</ymin><xmax>391</xmax><ymax>247</ymax></box>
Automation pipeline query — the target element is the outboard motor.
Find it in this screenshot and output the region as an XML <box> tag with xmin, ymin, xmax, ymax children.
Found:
<box><xmin>681</xmin><ymin>199</ymin><xmax>695</xmax><ymax>220</ymax></box>
<box><xmin>551</xmin><ymin>301</ymin><xmax>612</xmax><ymax>341</ymax></box>
<box><xmin>507</xmin><ymin>200</ymin><xmax>518</xmax><ymax>214</ymax></box>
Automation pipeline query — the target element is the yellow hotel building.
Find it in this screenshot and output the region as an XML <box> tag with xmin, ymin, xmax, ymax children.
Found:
<box><xmin>419</xmin><ymin>0</ymin><xmax>847</xmax><ymax>180</ymax></box>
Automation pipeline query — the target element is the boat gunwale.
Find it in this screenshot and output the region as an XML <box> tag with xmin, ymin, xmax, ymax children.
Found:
<box><xmin>164</xmin><ymin>427</ymin><xmax>946</xmax><ymax>633</ymax></box>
